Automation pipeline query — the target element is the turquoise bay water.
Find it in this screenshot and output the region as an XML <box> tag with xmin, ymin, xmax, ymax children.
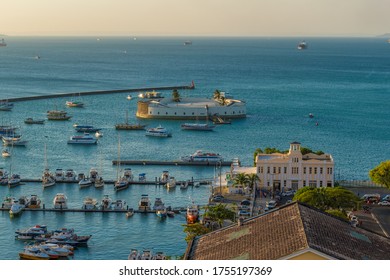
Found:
<box><xmin>0</xmin><ymin>37</ymin><xmax>389</xmax><ymax>259</ymax></box>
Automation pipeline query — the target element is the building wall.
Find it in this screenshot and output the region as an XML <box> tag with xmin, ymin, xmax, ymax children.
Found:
<box><xmin>256</xmin><ymin>143</ymin><xmax>334</xmax><ymax>191</ymax></box>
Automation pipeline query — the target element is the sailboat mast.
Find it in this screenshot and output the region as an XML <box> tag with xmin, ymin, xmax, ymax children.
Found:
<box><xmin>116</xmin><ymin>134</ymin><xmax>121</xmax><ymax>180</ymax></box>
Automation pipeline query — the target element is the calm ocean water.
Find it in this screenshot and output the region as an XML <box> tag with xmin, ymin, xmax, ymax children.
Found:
<box><xmin>0</xmin><ymin>37</ymin><xmax>389</xmax><ymax>259</ymax></box>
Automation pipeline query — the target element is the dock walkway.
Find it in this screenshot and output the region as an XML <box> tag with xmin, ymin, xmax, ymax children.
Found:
<box><xmin>112</xmin><ymin>160</ymin><xmax>233</xmax><ymax>166</ymax></box>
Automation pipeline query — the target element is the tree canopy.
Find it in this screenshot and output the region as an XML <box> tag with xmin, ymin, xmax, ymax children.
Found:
<box><xmin>182</xmin><ymin>223</ymin><xmax>211</xmax><ymax>243</ymax></box>
<box><xmin>293</xmin><ymin>186</ymin><xmax>360</xmax><ymax>212</ymax></box>
<box><xmin>369</xmin><ymin>160</ymin><xmax>390</xmax><ymax>189</ymax></box>
<box><xmin>203</xmin><ymin>203</ymin><xmax>236</xmax><ymax>229</ymax></box>
<box><xmin>172</xmin><ymin>89</ymin><xmax>181</xmax><ymax>102</ymax></box>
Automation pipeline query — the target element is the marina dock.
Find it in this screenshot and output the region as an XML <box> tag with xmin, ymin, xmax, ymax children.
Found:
<box><xmin>112</xmin><ymin>160</ymin><xmax>234</xmax><ymax>166</ymax></box>
<box><xmin>19</xmin><ymin>178</ymin><xmax>212</xmax><ymax>185</ymax></box>
<box><xmin>0</xmin><ymin>207</ymin><xmax>188</xmax><ymax>214</ymax></box>
<box><xmin>7</xmin><ymin>83</ymin><xmax>195</xmax><ymax>103</ymax></box>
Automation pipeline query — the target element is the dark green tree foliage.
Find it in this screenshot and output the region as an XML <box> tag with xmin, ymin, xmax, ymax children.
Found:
<box><xmin>203</xmin><ymin>204</ymin><xmax>236</xmax><ymax>228</ymax></box>
<box><xmin>182</xmin><ymin>223</ymin><xmax>211</xmax><ymax>243</ymax></box>
<box><xmin>172</xmin><ymin>89</ymin><xmax>180</xmax><ymax>102</ymax></box>
<box><xmin>369</xmin><ymin>160</ymin><xmax>390</xmax><ymax>189</ymax></box>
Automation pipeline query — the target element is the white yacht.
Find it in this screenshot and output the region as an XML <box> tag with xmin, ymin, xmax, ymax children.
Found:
<box><xmin>82</xmin><ymin>197</ymin><xmax>98</xmax><ymax>210</ymax></box>
<box><xmin>111</xmin><ymin>199</ymin><xmax>127</xmax><ymax>210</ymax></box>
<box><xmin>9</xmin><ymin>200</ymin><xmax>24</xmax><ymax>217</ymax></box>
<box><xmin>181</xmin><ymin>150</ymin><xmax>223</xmax><ymax>162</ymax></box>
<box><xmin>67</xmin><ymin>133</ymin><xmax>97</xmax><ymax>144</ymax></box>
<box><xmin>64</xmin><ymin>169</ymin><xmax>77</xmax><ymax>181</ymax></box>
<box><xmin>166</xmin><ymin>177</ymin><xmax>176</xmax><ymax>189</ymax></box>
<box><xmin>53</xmin><ymin>193</ymin><xmax>68</xmax><ymax>209</ymax></box>
<box><xmin>138</xmin><ymin>194</ymin><xmax>151</xmax><ymax>211</ymax></box>
<box><xmin>145</xmin><ymin>126</ymin><xmax>171</xmax><ymax>137</ymax></box>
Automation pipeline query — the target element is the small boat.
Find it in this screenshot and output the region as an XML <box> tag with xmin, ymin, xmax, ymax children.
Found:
<box><xmin>140</xmin><ymin>249</ymin><xmax>153</xmax><ymax>260</ymax></box>
<box><xmin>181</xmin><ymin>123</ymin><xmax>215</xmax><ymax>131</ymax></box>
<box><xmin>153</xmin><ymin>198</ymin><xmax>165</xmax><ymax>211</ymax></box>
<box><xmin>9</xmin><ymin>200</ymin><xmax>24</xmax><ymax>217</ymax></box>
<box><xmin>79</xmin><ymin>177</ymin><xmax>93</xmax><ymax>188</ymax></box>
<box><xmin>95</xmin><ymin>131</ymin><xmax>103</xmax><ymax>138</ymax></box>
<box><xmin>94</xmin><ymin>176</ymin><xmax>105</xmax><ymax>188</ymax></box>
<box><xmin>54</xmin><ymin>168</ymin><xmax>64</xmax><ymax>181</ymax></box>
<box><xmin>47</xmin><ymin>110</ymin><xmax>72</xmax><ymax>120</ymax></box>
<box><xmin>53</xmin><ymin>193</ymin><xmax>68</xmax><ymax>209</ymax></box>
<box><xmin>297</xmin><ymin>40</ymin><xmax>308</xmax><ymax>50</ymax></box>
<box><xmin>186</xmin><ymin>203</ymin><xmax>199</xmax><ymax>224</ymax></box>
<box><xmin>101</xmin><ymin>195</ymin><xmax>112</xmax><ymax>210</ymax></box>
<box><xmin>138</xmin><ymin>173</ymin><xmax>146</xmax><ymax>182</ymax></box>
<box><xmin>111</xmin><ymin>199</ymin><xmax>126</xmax><ymax>210</ymax></box>
<box><xmin>67</xmin><ymin>133</ymin><xmax>97</xmax><ymax>144</ymax></box>
<box><xmin>166</xmin><ymin>177</ymin><xmax>176</xmax><ymax>189</ymax></box>
<box><xmin>180</xmin><ymin>181</ymin><xmax>189</xmax><ymax>190</ymax></box>
<box><xmin>123</xmin><ymin>168</ymin><xmax>134</xmax><ymax>182</ymax></box>
<box><xmin>74</xmin><ymin>125</ymin><xmax>102</xmax><ymax>133</ymax></box>
<box><xmin>2</xmin><ymin>149</ymin><xmax>10</xmax><ymax>157</ymax></box>
<box><xmin>66</xmin><ymin>101</ymin><xmax>84</xmax><ymax>107</ymax></box>
<box><xmin>153</xmin><ymin>252</ymin><xmax>167</xmax><ymax>260</ymax></box>
<box><xmin>184</xmin><ymin>40</ymin><xmax>192</xmax><ymax>46</ymax></box>
<box><xmin>8</xmin><ymin>174</ymin><xmax>21</xmax><ymax>188</ymax></box>
<box><xmin>126</xmin><ymin>208</ymin><xmax>134</xmax><ymax>218</ymax></box>
<box><xmin>145</xmin><ymin>125</ymin><xmax>172</xmax><ymax>137</ymax></box>
<box><xmin>42</xmin><ymin>169</ymin><xmax>56</xmax><ymax>188</ymax></box>
<box><xmin>167</xmin><ymin>211</ymin><xmax>175</xmax><ymax>218</ymax></box>
<box><xmin>89</xmin><ymin>168</ymin><xmax>99</xmax><ymax>182</ymax></box>
<box><xmin>156</xmin><ymin>208</ymin><xmax>167</xmax><ymax>218</ymax></box>
<box><xmin>19</xmin><ymin>247</ymin><xmax>50</xmax><ymax>260</ymax></box>
<box><xmin>0</xmin><ymin>100</ymin><xmax>14</xmax><ymax>111</ymax></box>
<box><xmin>114</xmin><ymin>177</ymin><xmax>128</xmax><ymax>192</ymax></box>
<box><xmin>2</xmin><ymin>196</ymin><xmax>16</xmax><ymax>209</ymax></box>
<box><xmin>160</xmin><ymin>171</ymin><xmax>169</xmax><ymax>183</ymax></box>
<box><xmin>27</xmin><ymin>195</ymin><xmax>41</xmax><ymax>208</ymax></box>
<box><xmin>64</xmin><ymin>169</ymin><xmax>77</xmax><ymax>181</ymax></box>
<box><xmin>126</xmin><ymin>95</ymin><xmax>132</xmax><ymax>100</ymax></box>
<box><xmin>82</xmin><ymin>197</ymin><xmax>98</xmax><ymax>210</ymax></box>
<box><xmin>24</xmin><ymin>118</ymin><xmax>45</xmax><ymax>124</ymax></box>
<box><xmin>0</xmin><ymin>38</ymin><xmax>7</xmax><ymax>47</ymax></box>
<box><xmin>138</xmin><ymin>91</ymin><xmax>163</xmax><ymax>99</ymax></box>
<box><xmin>115</xmin><ymin>111</ymin><xmax>146</xmax><ymax>130</ymax></box>
<box><xmin>212</xmin><ymin>115</ymin><xmax>231</xmax><ymax>125</ymax></box>
<box><xmin>309</xmin><ymin>113</ymin><xmax>314</xmax><ymax>118</ymax></box>
<box><xmin>128</xmin><ymin>249</ymin><xmax>139</xmax><ymax>260</ymax></box>
<box><xmin>181</xmin><ymin>150</ymin><xmax>223</xmax><ymax>162</ymax></box>
<box><xmin>15</xmin><ymin>224</ymin><xmax>48</xmax><ymax>238</ymax></box>
<box><xmin>138</xmin><ymin>194</ymin><xmax>151</xmax><ymax>211</ymax></box>
<box><xmin>2</xmin><ymin>135</ymin><xmax>28</xmax><ymax>146</ymax></box>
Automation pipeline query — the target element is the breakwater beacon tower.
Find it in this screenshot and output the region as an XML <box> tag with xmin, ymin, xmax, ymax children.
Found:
<box><xmin>136</xmin><ymin>90</ymin><xmax>246</xmax><ymax>120</ymax></box>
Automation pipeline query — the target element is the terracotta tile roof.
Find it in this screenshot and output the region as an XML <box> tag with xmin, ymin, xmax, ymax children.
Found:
<box><xmin>184</xmin><ymin>202</ymin><xmax>390</xmax><ymax>260</ymax></box>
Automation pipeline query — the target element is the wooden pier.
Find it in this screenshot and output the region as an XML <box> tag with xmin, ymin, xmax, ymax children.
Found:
<box><xmin>7</xmin><ymin>83</ymin><xmax>195</xmax><ymax>103</ymax></box>
<box><xmin>112</xmin><ymin>160</ymin><xmax>234</xmax><ymax>166</ymax></box>
<box><xmin>0</xmin><ymin>207</ymin><xmax>187</xmax><ymax>214</ymax></box>
<box><xmin>19</xmin><ymin>178</ymin><xmax>212</xmax><ymax>185</ymax></box>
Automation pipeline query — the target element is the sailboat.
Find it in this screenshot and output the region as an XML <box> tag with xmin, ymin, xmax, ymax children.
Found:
<box><xmin>181</xmin><ymin>105</ymin><xmax>215</xmax><ymax>131</ymax></box>
<box><xmin>114</xmin><ymin>134</ymin><xmax>128</xmax><ymax>192</ymax></box>
<box><xmin>115</xmin><ymin>111</ymin><xmax>146</xmax><ymax>130</ymax></box>
<box><xmin>8</xmin><ymin>143</ymin><xmax>21</xmax><ymax>188</ymax></box>
<box><xmin>42</xmin><ymin>143</ymin><xmax>56</xmax><ymax>188</ymax></box>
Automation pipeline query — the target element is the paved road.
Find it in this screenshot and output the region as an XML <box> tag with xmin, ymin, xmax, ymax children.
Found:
<box><xmin>371</xmin><ymin>207</ymin><xmax>390</xmax><ymax>237</ymax></box>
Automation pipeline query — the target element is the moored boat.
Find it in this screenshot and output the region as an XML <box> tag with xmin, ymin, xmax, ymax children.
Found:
<box><xmin>54</xmin><ymin>168</ymin><xmax>64</xmax><ymax>181</ymax></box>
<box><xmin>160</xmin><ymin>171</ymin><xmax>169</xmax><ymax>183</ymax></box>
<box><xmin>42</xmin><ymin>169</ymin><xmax>56</xmax><ymax>188</ymax></box>
<box><xmin>82</xmin><ymin>197</ymin><xmax>98</xmax><ymax>210</ymax></box>
<box><xmin>67</xmin><ymin>133</ymin><xmax>97</xmax><ymax>144</ymax></box>
<box><xmin>24</xmin><ymin>118</ymin><xmax>45</xmax><ymax>124</ymax></box>
<box><xmin>126</xmin><ymin>208</ymin><xmax>134</xmax><ymax>218</ymax></box>
<box><xmin>9</xmin><ymin>200</ymin><xmax>24</xmax><ymax>217</ymax></box>
<box><xmin>2</xmin><ymin>149</ymin><xmax>10</xmax><ymax>157</ymax></box>
<box><xmin>153</xmin><ymin>198</ymin><xmax>165</xmax><ymax>211</ymax></box>
<box><xmin>111</xmin><ymin>199</ymin><xmax>127</xmax><ymax>210</ymax></box>
<box><xmin>19</xmin><ymin>247</ymin><xmax>50</xmax><ymax>260</ymax></box>
<box><xmin>47</xmin><ymin>110</ymin><xmax>72</xmax><ymax>120</ymax></box>
<box><xmin>181</xmin><ymin>123</ymin><xmax>215</xmax><ymax>131</ymax></box>
<box><xmin>186</xmin><ymin>203</ymin><xmax>199</xmax><ymax>224</ymax></box>
<box><xmin>8</xmin><ymin>174</ymin><xmax>21</xmax><ymax>188</ymax></box>
<box><xmin>128</xmin><ymin>248</ymin><xmax>139</xmax><ymax>260</ymax></box>
<box><xmin>138</xmin><ymin>194</ymin><xmax>151</xmax><ymax>211</ymax></box>
<box><xmin>64</xmin><ymin>169</ymin><xmax>77</xmax><ymax>181</ymax></box>
<box><xmin>66</xmin><ymin>100</ymin><xmax>84</xmax><ymax>107</ymax></box>
<box><xmin>27</xmin><ymin>195</ymin><xmax>41</xmax><ymax>208</ymax></box>
<box><xmin>166</xmin><ymin>177</ymin><xmax>176</xmax><ymax>189</ymax></box>
<box><xmin>101</xmin><ymin>195</ymin><xmax>112</xmax><ymax>210</ymax></box>
<box><xmin>79</xmin><ymin>177</ymin><xmax>93</xmax><ymax>188</ymax></box>
<box><xmin>181</xmin><ymin>150</ymin><xmax>223</xmax><ymax>162</ymax></box>
<box><xmin>53</xmin><ymin>193</ymin><xmax>68</xmax><ymax>209</ymax></box>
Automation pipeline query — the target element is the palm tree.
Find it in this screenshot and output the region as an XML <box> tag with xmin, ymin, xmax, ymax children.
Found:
<box><xmin>232</xmin><ymin>173</ymin><xmax>249</xmax><ymax>192</ymax></box>
<box><xmin>246</xmin><ymin>173</ymin><xmax>260</xmax><ymax>193</ymax></box>
<box><xmin>203</xmin><ymin>204</ymin><xmax>236</xmax><ymax>230</ymax></box>
<box><xmin>213</xmin><ymin>89</ymin><xmax>221</xmax><ymax>100</ymax></box>
<box><xmin>182</xmin><ymin>223</ymin><xmax>211</xmax><ymax>243</ymax></box>
<box><xmin>172</xmin><ymin>89</ymin><xmax>181</xmax><ymax>102</ymax></box>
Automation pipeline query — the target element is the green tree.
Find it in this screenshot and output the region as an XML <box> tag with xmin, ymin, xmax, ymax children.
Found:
<box><xmin>369</xmin><ymin>160</ymin><xmax>390</xmax><ymax>189</ymax></box>
<box><xmin>172</xmin><ymin>89</ymin><xmax>181</xmax><ymax>102</ymax></box>
<box><xmin>246</xmin><ymin>173</ymin><xmax>260</xmax><ymax>193</ymax></box>
<box><xmin>213</xmin><ymin>89</ymin><xmax>221</xmax><ymax>100</ymax></box>
<box><xmin>253</xmin><ymin>148</ymin><xmax>263</xmax><ymax>166</ymax></box>
<box><xmin>203</xmin><ymin>203</ymin><xmax>236</xmax><ymax>229</ymax></box>
<box><xmin>232</xmin><ymin>173</ymin><xmax>249</xmax><ymax>189</ymax></box>
<box><xmin>293</xmin><ymin>186</ymin><xmax>359</xmax><ymax>211</ymax></box>
<box><xmin>182</xmin><ymin>223</ymin><xmax>211</xmax><ymax>243</ymax></box>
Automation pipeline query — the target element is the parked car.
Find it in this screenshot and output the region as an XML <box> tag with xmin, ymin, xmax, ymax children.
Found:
<box><xmin>238</xmin><ymin>210</ymin><xmax>251</xmax><ymax>217</ymax></box>
<box><xmin>266</xmin><ymin>200</ymin><xmax>277</xmax><ymax>209</ymax></box>
<box><xmin>211</xmin><ymin>195</ymin><xmax>224</xmax><ymax>202</ymax></box>
<box><xmin>240</xmin><ymin>199</ymin><xmax>251</xmax><ymax>206</ymax></box>
<box><xmin>378</xmin><ymin>201</ymin><xmax>390</xmax><ymax>206</ymax></box>
<box><xmin>282</xmin><ymin>190</ymin><xmax>295</xmax><ymax>197</ymax></box>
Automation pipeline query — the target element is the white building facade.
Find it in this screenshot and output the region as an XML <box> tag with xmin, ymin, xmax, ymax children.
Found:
<box><xmin>256</xmin><ymin>142</ymin><xmax>334</xmax><ymax>191</ymax></box>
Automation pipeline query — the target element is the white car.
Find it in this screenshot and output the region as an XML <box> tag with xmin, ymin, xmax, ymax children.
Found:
<box><xmin>282</xmin><ymin>190</ymin><xmax>295</xmax><ymax>197</ymax></box>
<box><xmin>378</xmin><ymin>201</ymin><xmax>390</xmax><ymax>206</ymax></box>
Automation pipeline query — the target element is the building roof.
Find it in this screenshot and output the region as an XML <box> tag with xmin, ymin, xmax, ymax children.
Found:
<box><xmin>302</xmin><ymin>153</ymin><xmax>333</xmax><ymax>162</ymax></box>
<box><xmin>184</xmin><ymin>202</ymin><xmax>390</xmax><ymax>260</ymax></box>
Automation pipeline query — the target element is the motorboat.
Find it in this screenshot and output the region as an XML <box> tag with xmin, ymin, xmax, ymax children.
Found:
<box><xmin>0</xmin><ymin>168</ymin><xmax>9</xmax><ymax>185</ymax></box>
<box><xmin>114</xmin><ymin>177</ymin><xmax>128</xmax><ymax>192</ymax></box>
<box><xmin>153</xmin><ymin>198</ymin><xmax>165</xmax><ymax>211</ymax></box>
<box><xmin>2</xmin><ymin>149</ymin><xmax>10</xmax><ymax>157</ymax></box>
<box><xmin>297</xmin><ymin>40</ymin><xmax>308</xmax><ymax>50</ymax></box>
<box><xmin>74</xmin><ymin>125</ymin><xmax>101</xmax><ymax>133</ymax></box>
<box><xmin>24</xmin><ymin>118</ymin><xmax>45</xmax><ymax>124</ymax></box>
<box><xmin>95</xmin><ymin>131</ymin><xmax>103</xmax><ymax>138</ymax></box>
<box><xmin>19</xmin><ymin>247</ymin><xmax>50</xmax><ymax>260</ymax></box>
<box><xmin>153</xmin><ymin>252</ymin><xmax>167</xmax><ymax>260</ymax></box>
<box><xmin>82</xmin><ymin>197</ymin><xmax>98</xmax><ymax>210</ymax></box>
<box><xmin>181</xmin><ymin>123</ymin><xmax>215</xmax><ymax>131</ymax></box>
<box><xmin>180</xmin><ymin>181</ymin><xmax>189</xmax><ymax>190</ymax></box>
<box><xmin>8</xmin><ymin>174</ymin><xmax>21</xmax><ymax>188</ymax></box>
<box><xmin>309</xmin><ymin>113</ymin><xmax>314</xmax><ymax>118</ymax></box>
<box><xmin>47</xmin><ymin>110</ymin><xmax>72</xmax><ymax>120</ymax></box>
<box><xmin>140</xmin><ymin>249</ymin><xmax>153</xmax><ymax>260</ymax></box>
<box><xmin>145</xmin><ymin>125</ymin><xmax>172</xmax><ymax>137</ymax></box>
<box><xmin>64</xmin><ymin>169</ymin><xmax>77</xmax><ymax>181</ymax></box>
<box><xmin>0</xmin><ymin>38</ymin><xmax>7</xmax><ymax>47</ymax></box>
<box><xmin>9</xmin><ymin>200</ymin><xmax>24</xmax><ymax>217</ymax></box>
<box><xmin>126</xmin><ymin>208</ymin><xmax>134</xmax><ymax>218</ymax></box>
<box><xmin>53</xmin><ymin>193</ymin><xmax>68</xmax><ymax>209</ymax></box>
<box><xmin>2</xmin><ymin>135</ymin><xmax>28</xmax><ymax>146</ymax></box>
<box><xmin>94</xmin><ymin>176</ymin><xmax>105</xmax><ymax>188</ymax></box>
<box><xmin>42</xmin><ymin>169</ymin><xmax>56</xmax><ymax>188</ymax></box>
<box><xmin>115</xmin><ymin>123</ymin><xmax>146</xmax><ymax>130</ymax></box>
<box><xmin>111</xmin><ymin>199</ymin><xmax>127</xmax><ymax>210</ymax></box>
<box><xmin>186</xmin><ymin>204</ymin><xmax>199</xmax><ymax>224</ymax></box>
<box><xmin>156</xmin><ymin>208</ymin><xmax>167</xmax><ymax>218</ymax></box>
<box><xmin>89</xmin><ymin>168</ymin><xmax>99</xmax><ymax>182</ymax></box>
<box><xmin>181</xmin><ymin>150</ymin><xmax>223</xmax><ymax>162</ymax></box>
<box><xmin>166</xmin><ymin>177</ymin><xmax>176</xmax><ymax>189</ymax></box>
<box><xmin>138</xmin><ymin>194</ymin><xmax>151</xmax><ymax>211</ymax></box>
<box><xmin>27</xmin><ymin>195</ymin><xmax>41</xmax><ymax>208</ymax></box>
<box><xmin>67</xmin><ymin>133</ymin><xmax>97</xmax><ymax>144</ymax></box>
<box><xmin>0</xmin><ymin>100</ymin><xmax>13</xmax><ymax>111</ymax></box>
<box><xmin>183</xmin><ymin>40</ymin><xmax>192</xmax><ymax>46</ymax></box>
<box><xmin>54</xmin><ymin>168</ymin><xmax>64</xmax><ymax>181</ymax></box>
<box><xmin>128</xmin><ymin>249</ymin><xmax>139</xmax><ymax>260</ymax></box>
<box><xmin>79</xmin><ymin>177</ymin><xmax>93</xmax><ymax>188</ymax></box>
<box><xmin>160</xmin><ymin>171</ymin><xmax>169</xmax><ymax>183</ymax></box>
<box><xmin>18</xmin><ymin>196</ymin><xmax>30</xmax><ymax>207</ymax></box>
<box><xmin>101</xmin><ymin>195</ymin><xmax>112</xmax><ymax>210</ymax></box>
<box><xmin>138</xmin><ymin>91</ymin><xmax>163</xmax><ymax>99</ymax></box>
<box><xmin>66</xmin><ymin>100</ymin><xmax>84</xmax><ymax>107</ymax></box>
<box><xmin>123</xmin><ymin>168</ymin><xmax>134</xmax><ymax>182</ymax></box>
<box><xmin>138</xmin><ymin>173</ymin><xmax>146</xmax><ymax>182</ymax></box>
<box><xmin>15</xmin><ymin>224</ymin><xmax>48</xmax><ymax>238</ymax></box>
<box><xmin>2</xmin><ymin>196</ymin><xmax>16</xmax><ymax>209</ymax></box>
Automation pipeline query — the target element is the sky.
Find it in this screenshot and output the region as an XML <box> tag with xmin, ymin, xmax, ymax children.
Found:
<box><xmin>1</xmin><ymin>0</ymin><xmax>389</xmax><ymax>37</ymax></box>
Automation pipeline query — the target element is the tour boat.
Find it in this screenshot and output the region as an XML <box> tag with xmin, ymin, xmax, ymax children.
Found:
<box><xmin>180</xmin><ymin>123</ymin><xmax>215</xmax><ymax>131</ymax></box>
<box><xmin>53</xmin><ymin>193</ymin><xmax>68</xmax><ymax>209</ymax></box>
<box><xmin>181</xmin><ymin>150</ymin><xmax>223</xmax><ymax>162</ymax></box>
<box><xmin>47</xmin><ymin>110</ymin><xmax>72</xmax><ymax>120</ymax></box>
<box><xmin>67</xmin><ymin>133</ymin><xmax>97</xmax><ymax>144</ymax></box>
<box><xmin>145</xmin><ymin>125</ymin><xmax>172</xmax><ymax>137</ymax></box>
